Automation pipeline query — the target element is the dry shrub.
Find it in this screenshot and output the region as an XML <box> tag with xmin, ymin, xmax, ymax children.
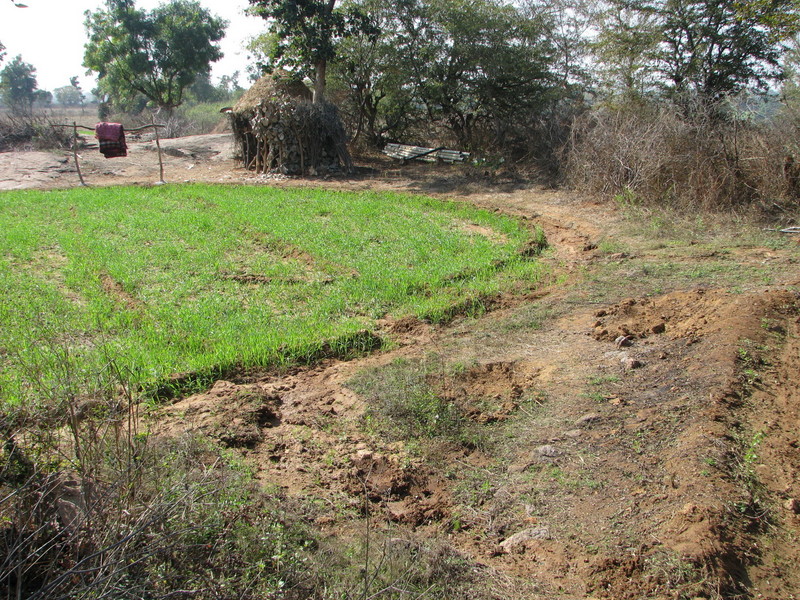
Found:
<box><xmin>0</xmin><ymin>370</ymin><xmax>313</xmax><ymax>599</ymax></box>
<box><xmin>0</xmin><ymin>112</ymin><xmax>71</xmax><ymax>152</ymax></box>
<box><xmin>565</xmin><ymin>101</ymin><xmax>800</xmax><ymax>215</ymax></box>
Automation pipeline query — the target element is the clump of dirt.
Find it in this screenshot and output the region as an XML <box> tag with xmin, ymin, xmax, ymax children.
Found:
<box><xmin>440</xmin><ymin>360</ymin><xmax>540</xmax><ymax>423</ymax></box>
<box><xmin>159</xmin><ymin>380</ymin><xmax>281</xmax><ymax>449</ymax></box>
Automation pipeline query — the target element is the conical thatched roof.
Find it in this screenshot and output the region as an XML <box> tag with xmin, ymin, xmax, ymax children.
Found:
<box><xmin>233</xmin><ymin>71</ymin><xmax>312</xmax><ymax>114</ymax></box>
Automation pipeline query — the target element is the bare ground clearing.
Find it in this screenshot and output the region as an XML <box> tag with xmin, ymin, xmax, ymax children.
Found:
<box><xmin>3</xmin><ymin>135</ymin><xmax>800</xmax><ymax>598</ymax></box>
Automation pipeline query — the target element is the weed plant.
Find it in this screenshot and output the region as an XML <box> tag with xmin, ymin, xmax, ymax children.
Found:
<box><xmin>0</xmin><ymin>184</ymin><xmax>545</xmax><ymax>403</ymax></box>
<box><xmin>349</xmin><ymin>357</ymin><xmax>465</xmax><ymax>442</ymax></box>
<box><xmin>0</xmin><ymin>409</ymin><xmax>315</xmax><ymax>599</ymax></box>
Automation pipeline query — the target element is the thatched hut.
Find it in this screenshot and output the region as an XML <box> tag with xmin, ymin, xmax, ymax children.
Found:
<box><xmin>229</xmin><ymin>72</ymin><xmax>352</xmax><ymax>175</ymax></box>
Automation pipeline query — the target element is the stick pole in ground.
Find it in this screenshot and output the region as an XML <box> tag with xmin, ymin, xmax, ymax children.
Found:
<box><xmin>72</xmin><ymin>122</ymin><xmax>87</xmax><ymax>186</ymax></box>
<box><xmin>153</xmin><ymin>115</ymin><xmax>165</xmax><ymax>184</ymax></box>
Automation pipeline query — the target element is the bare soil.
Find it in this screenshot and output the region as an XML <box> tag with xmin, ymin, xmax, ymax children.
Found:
<box><xmin>3</xmin><ymin>135</ymin><xmax>800</xmax><ymax>598</ymax></box>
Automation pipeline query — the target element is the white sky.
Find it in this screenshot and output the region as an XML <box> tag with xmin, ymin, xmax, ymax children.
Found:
<box><xmin>0</xmin><ymin>0</ymin><xmax>266</xmax><ymax>93</ymax></box>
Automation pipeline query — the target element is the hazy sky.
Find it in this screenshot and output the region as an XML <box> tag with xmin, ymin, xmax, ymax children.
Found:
<box><xmin>0</xmin><ymin>0</ymin><xmax>266</xmax><ymax>93</ymax></box>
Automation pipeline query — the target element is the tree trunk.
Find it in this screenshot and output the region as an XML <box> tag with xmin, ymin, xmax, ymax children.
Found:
<box><xmin>313</xmin><ymin>60</ymin><xmax>327</xmax><ymax>104</ymax></box>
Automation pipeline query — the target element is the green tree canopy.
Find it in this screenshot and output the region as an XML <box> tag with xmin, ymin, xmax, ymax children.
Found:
<box><xmin>83</xmin><ymin>0</ymin><xmax>227</xmax><ymax>112</ymax></box>
<box><xmin>659</xmin><ymin>0</ymin><xmax>794</xmax><ymax>101</ymax></box>
<box><xmin>592</xmin><ymin>0</ymin><xmax>800</xmax><ymax>104</ymax></box>
<box><xmin>54</xmin><ymin>80</ymin><xmax>85</xmax><ymax>106</ymax></box>
<box><xmin>0</xmin><ymin>55</ymin><xmax>38</xmax><ymax>114</ymax></box>
<box><xmin>349</xmin><ymin>0</ymin><xmax>555</xmax><ymax>147</ymax></box>
<box><xmin>247</xmin><ymin>0</ymin><xmax>375</xmax><ymax>102</ymax></box>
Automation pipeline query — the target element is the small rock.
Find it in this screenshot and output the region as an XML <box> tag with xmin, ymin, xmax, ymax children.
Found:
<box><xmin>576</xmin><ymin>413</ymin><xmax>602</xmax><ymax>427</ymax></box>
<box><xmin>651</xmin><ymin>322</ymin><xmax>666</xmax><ymax>334</ymax></box>
<box><xmin>534</xmin><ymin>444</ymin><xmax>561</xmax><ymax>458</ymax></box>
<box><xmin>620</xmin><ymin>356</ymin><xmax>643</xmax><ymax>369</ymax></box>
<box><xmin>786</xmin><ymin>498</ymin><xmax>800</xmax><ymax>514</ymax></box>
<box><xmin>594</xmin><ymin>309</ymin><xmax>608</xmax><ymax>317</ymax></box>
<box><xmin>564</xmin><ymin>429</ymin><xmax>583</xmax><ymax>438</ymax></box>
<box><xmin>615</xmin><ymin>335</ymin><xmax>634</xmax><ymax>348</ymax></box>
<box><xmin>500</xmin><ymin>527</ymin><xmax>551</xmax><ymax>553</ymax></box>
<box><xmin>354</xmin><ymin>449</ymin><xmax>374</xmax><ymax>462</ymax></box>
<box><xmin>608</xmin><ymin>252</ymin><xmax>628</xmax><ymax>260</ymax></box>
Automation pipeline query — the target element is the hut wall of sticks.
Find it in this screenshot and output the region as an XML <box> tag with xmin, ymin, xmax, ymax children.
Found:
<box><xmin>229</xmin><ymin>72</ymin><xmax>353</xmax><ymax>175</ymax></box>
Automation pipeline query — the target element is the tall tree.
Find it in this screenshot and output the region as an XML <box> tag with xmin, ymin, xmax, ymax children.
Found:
<box><xmin>0</xmin><ymin>55</ymin><xmax>38</xmax><ymax>114</ymax></box>
<box><xmin>55</xmin><ymin>78</ymin><xmax>85</xmax><ymax>107</ymax></box>
<box><xmin>83</xmin><ymin>0</ymin><xmax>227</xmax><ymax>113</ymax></box>
<box><xmin>247</xmin><ymin>0</ymin><xmax>375</xmax><ymax>103</ymax></box>
<box><xmin>592</xmin><ymin>0</ymin><xmax>661</xmax><ymax>101</ymax></box>
<box><xmin>592</xmin><ymin>0</ymin><xmax>800</xmax><ymax>103</ymax></box>
<box><xmin>390</xmin><ymin>0</ymin><xmax>556</xmax><ymax>147</ymax></box>
<box><xmin>328</xmin><ymin>0</ymin><xmax>404</xmax><ymax>142</ymax></box>
<box><xmin>658</xmin><ymin>0</ymin><xmax>796</xmax><ymax>101</ymax></box>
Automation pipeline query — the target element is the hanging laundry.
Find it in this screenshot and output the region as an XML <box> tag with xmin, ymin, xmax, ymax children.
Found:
<box><xmin>95</xmin><ymin>122</ymin><xmax>128</xmax><ymax>158</ymax></box>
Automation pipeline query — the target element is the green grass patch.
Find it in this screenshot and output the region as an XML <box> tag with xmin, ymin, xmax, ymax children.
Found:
<box><xmin>349</xmin><ymin>357</ymin><xmax>466</xmax><ymax>442</ymax></box>
<box><xmin>0</xmin><ymin>184</ymin><xmax>545</xmax><ymax>403</ymax></box>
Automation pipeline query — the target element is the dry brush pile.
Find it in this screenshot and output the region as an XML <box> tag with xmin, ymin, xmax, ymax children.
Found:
<box><xmin>565</xmin><ymin>102</ymin><xmax>800</xmax><ymax>214</ymax></box>
<box><xmin>0</xmin><ymin>111</ymin><xmax>71</xmax><ymax>152</ymax></box>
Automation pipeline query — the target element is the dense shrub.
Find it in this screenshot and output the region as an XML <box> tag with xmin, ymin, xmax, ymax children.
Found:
<box><xmin>565</xmin><ymin>100</ymin><xmax>800</xmax><ymax>214</ymax></box>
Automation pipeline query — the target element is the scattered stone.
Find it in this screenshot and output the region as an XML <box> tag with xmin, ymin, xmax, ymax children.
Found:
<box><xmin>786</xmin><ymin>498</ymin><xmax>800</xmax><ymax>514</ymax></box>
<box><xmin>651</xmin><ymin>322</ymin><xmax>666</xmax><ymax>334</ymax></box>
<box><xmin>658</xmin><ymin>352</ymin><xmax>668</xmax><ymax>360</ymax></box>
<box><xmin>564</xmin><ymin>429</ymin><xmax>583</xmax><ymax>438</ymax></box>
<box><xmin>620</xmin><ymin>356</ymin><xmax>643</xmax><ymax>370</ymax></box>
<box><xmin>534</xmin><ymin>444</ymin><xmax>561</xmax><ymax>459</ymax></box>
<box><xmin>576</xmin><ymin>413</ymin><xmax>602</xmax><ymax>427</ymax></box>
<box><xmin>615</xmin><ymin>335</ymin><xmax>634</xmax><ymax>348</ymax></box>
<box><xmin>608</xmin><ymin>252</ymin><xmax>628</xmax><ymax>260</ymax></box>
<box><xmin>594</xmin><ymin>309</ymin><xmax>607</xmax><ymax>317</ymax></box>
<box><xmin>500</xmin><ymin>527</ymin><xmax>551</xmax><ymax>553</ymax></box>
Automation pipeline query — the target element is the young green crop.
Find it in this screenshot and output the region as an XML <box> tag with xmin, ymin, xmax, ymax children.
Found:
<box><xmin>0</xmin><ymin>184</ymin><xmax>545</xmax><ymax>403</ymax></box>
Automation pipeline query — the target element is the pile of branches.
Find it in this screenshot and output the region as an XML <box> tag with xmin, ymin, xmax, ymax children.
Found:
<box><xmin>232</xmin><ymin>98</ymin><xmax>352</xmax><ymax>176</ymax></box>
<box><xmin>0</xmin><ymin>112</ymin><xmax>71</xmax><ymax>152</ymax></box>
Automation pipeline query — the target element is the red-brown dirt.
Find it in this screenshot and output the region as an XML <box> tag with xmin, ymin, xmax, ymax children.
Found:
<box><xmin>3</xmin><ymin>134</ymin><xmax>799</xmax><ymax>598</ymax></box>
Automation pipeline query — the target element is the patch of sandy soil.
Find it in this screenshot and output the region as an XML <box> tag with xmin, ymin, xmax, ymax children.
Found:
<box><xmin>4</xmin><ymin>136</ymin><xmax>800</xmax><ymax>598</ymax></box>
<box><xmin>0</xmin><ymin>133</ymin><xmax>241</xmax><ymax>190</ymax></box>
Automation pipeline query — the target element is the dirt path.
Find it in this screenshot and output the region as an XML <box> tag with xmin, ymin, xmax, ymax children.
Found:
<box><xmin>3</xmin><ymin>136</ymin><xmax>799</xmax><ymax>598</ymax></box>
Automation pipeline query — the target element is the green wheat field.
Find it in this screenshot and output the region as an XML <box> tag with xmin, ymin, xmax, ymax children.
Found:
<box><xmin>0</xmin><ymin>184</ymin><xmax>545</xmax><ymax>403</ymax></box>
